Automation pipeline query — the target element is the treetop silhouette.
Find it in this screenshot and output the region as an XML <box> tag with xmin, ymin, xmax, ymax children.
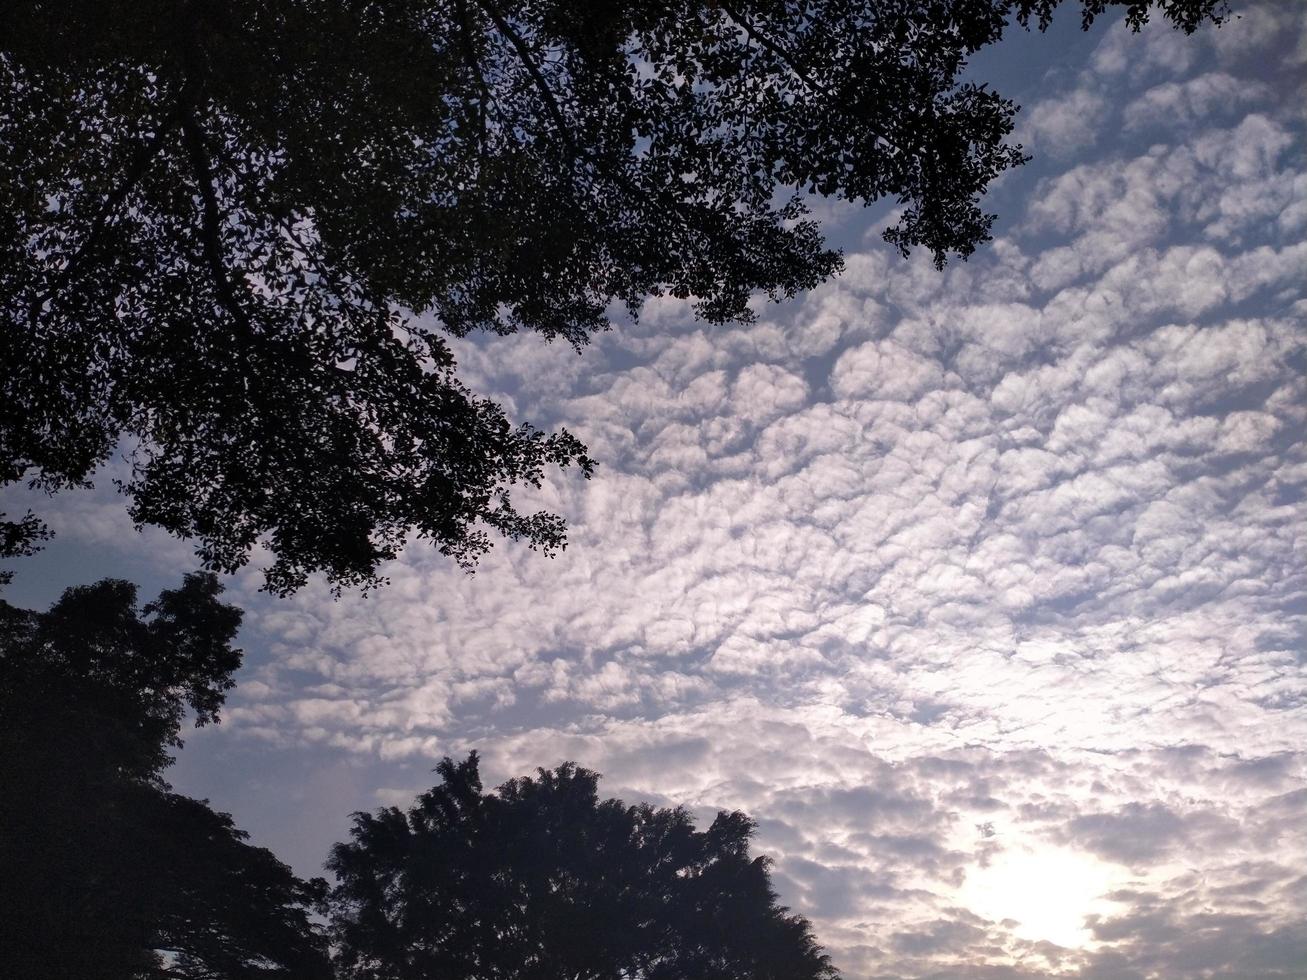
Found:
<box><xmin>329</xmin><ymin>752</ymin><xmax>840</xmax><ymax>979</ymax></box>
<box><xmin>0</xmin><ymin>573</ymin><xmax>331</xmax><ymax>978</ymax></box>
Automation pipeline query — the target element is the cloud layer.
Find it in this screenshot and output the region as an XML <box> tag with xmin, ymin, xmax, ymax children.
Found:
<box><xmin>5</xmin><ymin>5</ymin><xmax>1305</xmax><ymax>977</ymax></box>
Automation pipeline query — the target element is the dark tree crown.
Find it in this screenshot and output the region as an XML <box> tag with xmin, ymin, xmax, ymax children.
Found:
<box><xmin>0</xmin><ymin>571</ymin><xmax>243</xmax><ymax>780</ymax></box>
<box><xmin>0</xmin><ymin>574</ymin><xmax>331</xmax><ymax>978</ymax></box>
<box><xmin>328</xmin><ymin>751</ymin><xmax>841</xmax><ymax>979</ymax></box>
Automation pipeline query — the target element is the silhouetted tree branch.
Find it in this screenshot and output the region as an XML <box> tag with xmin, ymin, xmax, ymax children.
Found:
<box><xmin>0</xmin><ymin>0</ymin><xmax>1227</xmax><ymax>592</ymax></box>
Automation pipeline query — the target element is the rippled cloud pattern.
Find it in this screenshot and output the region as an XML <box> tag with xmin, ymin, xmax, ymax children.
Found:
<box><xmin>8</xmin><ymin>5</ymin><xmax>1305</xmax><ymax>978</ymax></box>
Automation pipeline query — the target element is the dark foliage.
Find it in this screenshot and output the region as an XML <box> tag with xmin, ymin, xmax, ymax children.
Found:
<box><xmin>1</xmin><ymin>0</ymin><xmax>1226</xmax><ymax>592</ymax></box>
<box><xmin>0</xmin><ymin>510</ymin><xmax>46</xmax><ymax>585</ymax></box>
<box><xmin>0</xmin><ymin>573</ymin><xmax>331</xmax><ymax>979</ymax></box>
<box><xmin>328</xmin><ymin>752</ymin><xmax>840</xmax><ymax>979</ymax></box>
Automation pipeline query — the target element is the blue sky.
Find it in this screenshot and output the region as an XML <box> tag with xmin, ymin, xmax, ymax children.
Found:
<box><xmin>4</xmin><ymin>5</ymin><xmax>1305</xmax><ymax>977</ymax></box>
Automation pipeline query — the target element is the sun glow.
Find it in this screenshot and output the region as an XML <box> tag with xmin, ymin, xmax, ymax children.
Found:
<box><xmin>958</xmin><ymin>844</ymin><xmax>1122</xmax><ymax>950</ymax></box>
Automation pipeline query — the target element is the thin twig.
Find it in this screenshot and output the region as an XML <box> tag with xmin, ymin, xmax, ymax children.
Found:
<box><xmin>31</xmin><ymin>96</ymin><xmax>189</xmax><ymax>321</ymax></box>
<box><xmin>180</xmin><ymin>107</ymin><xmax>256</xmax><ymax>338</ymax></box>
<box><xmin>716</xmin><ymin>1</ymin><xmax>900</xmax><ymax>155</ymax></box>
<box><xmin>457</xmin><ymin>0</ymin><xmax>493</xmax><ymax>155</ymax></box>
<box><xmin>471</xmin><ymin>0</ymin><xmax>575</xmax><ymax>151</ymax></box>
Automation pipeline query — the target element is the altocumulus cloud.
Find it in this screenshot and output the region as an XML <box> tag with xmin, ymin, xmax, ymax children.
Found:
<box><xmin>5</xmin><ymin>4</ymin><xmax>1305</xmax><ymax>978</ymax></box>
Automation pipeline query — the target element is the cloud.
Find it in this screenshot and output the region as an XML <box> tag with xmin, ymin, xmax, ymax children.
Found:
<box><xmin>1063</xmin><ymin>801</ymin><xmax>1237</xmax><ymax>866</ymax></box>
<box><xmin>1016</xmin><ymin>88</ymin><xmax>1110</xmax><ymax>159</ymax></box>
<box><xmin>1123</xmin><ymin>72</ymin><xmax>1271</xmax><ymax>133</ymax></box>
<box><xmin>5</xmin><ymin>4</ymin><xmax>1305</xmax><ymax>977</ymax></box>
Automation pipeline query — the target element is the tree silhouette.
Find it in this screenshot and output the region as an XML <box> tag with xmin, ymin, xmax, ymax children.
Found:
<box><xmin>328</xmin><ymin>752</ymin><xmax>839</xmax><ymax>979</ymax></box>
<box><xmin>1</xmin><ymin>0</ymin><xmax>1227</xmax><ymax>591</ymax></box>
<box><xmin>0</xmin><ymin>574</ymin><xmax>330</xmax><ymax>979</ymax></box>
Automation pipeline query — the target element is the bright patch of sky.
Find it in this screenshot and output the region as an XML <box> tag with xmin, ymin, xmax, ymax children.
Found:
<box><xmin>4</xmin><ymin>4</ymin><xmax>1304</xmax><ymax>976</ymax></box>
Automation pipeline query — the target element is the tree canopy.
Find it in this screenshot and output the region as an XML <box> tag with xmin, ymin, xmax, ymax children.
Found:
<box><xmin>0</xmin><ymin>0</ymin><xmax>1227</xmax><ymax>592</ymax></box>
<box><xmin>0</xmin><ymin>574</ymin><xmax>331</xmax><ymax>979</ymax></box>
<box><xmin>328</xmin><ymin>752</ymin><xmax>839</xmax><ymax>979</ymax></box>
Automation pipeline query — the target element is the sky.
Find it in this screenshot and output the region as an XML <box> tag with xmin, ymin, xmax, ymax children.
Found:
<box><xmin>3</xmin><ymin>4</ymin><xmax>1305</xmax><ymax>978</ymax></box>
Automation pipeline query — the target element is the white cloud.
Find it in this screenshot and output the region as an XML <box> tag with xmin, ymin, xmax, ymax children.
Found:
<box><xmin>1017</xmin><ymin>87</ymin><xmax>1111</xmax><ymax>159</ymax></box>
<box><xmin>5</xmin><ymin>4</ymin><xmax>1306</xmax><ymax>977</ymax></box>
<box><xmin>1123</xmin><ymin>72</ymin><xmax>1270</xmax><ymax>132</ymax></box>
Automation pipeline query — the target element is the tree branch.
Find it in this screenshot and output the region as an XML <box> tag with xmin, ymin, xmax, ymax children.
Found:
<box><xmin>471</xmin><ymin>0</ymin><xmax>575</xmax><ymax>153</ymax></box>
<box><xmin>31</xmin><ymin>97</ymin><xmax>188</xmax><ymax>321</ymax></box>
<box><xmin>457</xmin><ymin>0</ymin><xmax>493</xmax><ymax>155</ymax></box>
<box><xmin>179</xmin><ymin>107</ymin><xmax>256</xmax><ymax>338</ymax></box>
<box><xmin>716</xmin><ymin>1</ymin><xmax>900</xmax><ymax>155</ymax></box>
